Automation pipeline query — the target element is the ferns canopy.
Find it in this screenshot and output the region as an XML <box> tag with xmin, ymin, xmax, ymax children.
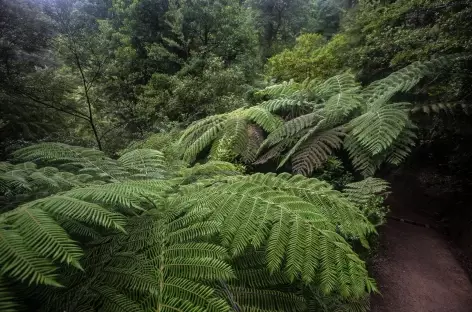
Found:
<box><xmin>2</xmin><ymin>0</ymin><xmax>472</xmax><ymax>310</ymax></box>
<box><xmin>1</xmin><ymin>56</ymin><xmax>467</xmax><ymax>312</ymax></box>
<box><xmin>178</xmin><ymin>55</ymin><xmax>469</xmax><ymax>177</ymax></box>
<box><xmin>0</xmin><ymin>142</ymin><xmax>387</xmax><ymax>312</ymax></box>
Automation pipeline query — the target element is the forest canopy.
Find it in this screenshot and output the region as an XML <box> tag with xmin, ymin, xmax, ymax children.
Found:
<box><xmin>1</xmin><ymin>0</ymin><xmax>471</xmax><ymax>311</ymax></box>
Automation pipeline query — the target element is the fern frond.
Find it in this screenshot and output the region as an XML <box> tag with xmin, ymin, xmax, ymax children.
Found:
<box><xmin>0</xmin><ymin>228</ymin><xmax>60</xmax><ymax>286</ymax></box>
<box><xmin>291</xmin><ymin>127</ymin><xmax>346</xmax><ymax>176</ymax></box>
<box><xmin>179</xmin><ymin>107</ymin><xmax>281</xmax><ymax>164</ymax></box>
<box><xmin>179</xmin><ymin>161</ymin><xmax>241</xmax><ymax>180</ymax></box>
<box><xmin>20</xmin><ymin>196</ymin><xmax>127</xmax><ymax>231</ymax></box>
<box><xmin>323</xmin><ymin>89</ymin><xmax>362</xmax><ymax>123</ymax></box>
<box><xmin>242</xmin><ymin>125</ymin><xmax>265</xmax><ymax>163</ymax></box>
<box><xmin>211</xmin><ymin>117</ymin><xmax>249</xmax><ymax>161</ymax></box>
<box><xmin>256</xmin><ymin>80</ymin><xmax>303</xmax><ymax>98</ymax></box>
<box><xmin>179</xmin><ymin>114</ymin><xmax>227</xmax><ymax>143</ymax></box>
<box><xmin>62</xmin><ymin>180</ymin><xmax>172</xmax><ymax>213</ymax></box>
<box><xmin>244</xmin><ymin>106</ymin><xmax>283</xmax><ymax>133</ymax></box>
<box><xmin>362</xmin><ymin>55</ymin><xmax>468</xmax><ymax>108</ymax></box>
<box><xmin>233</xmin><ymin>173</ymin><xmax>374</xmax><ymax>240</ymax></box>
<box><xmin>91</xmin><ymin>286</ymin><xmax>142</xmax><ymax>312</ymax></box>
<box><xmin>58</xmin><ymin>218</ymin><xmax>101</xmax><ymax>239</ymax></box>
<box><xmin>77</xmin><ymin>206</ymin><xmax>233</xmax><ymax>312</ymax></box>
<box><xmin>12</xmin><ymin>143</ymin><xmax>128</xmax><ymax>181</ymax></box>
<box><xmin>343</xmin><ymin>135</ymin><xmax>380</xmax><ymax>177</ymax></box>
<box><xmin>118</xmin><ymin>149</ymin><xmax>167</xmax><ymax>178</ymax></box>
<box><xmin>314</xmin><ymin>73</ymin><xmax>359</xmax><ymax>100</ymax></box>
<box><xmin>181</xmin><ymin>180</ymin><xmax>372</xmax><ymax>293</ymax></box>
<box><xmin>349</xmin><ymin>103</ymin><xmax>410</xmax><ymax>155</ymax></box>
<box><xmin>254</xmin><ymin>138</ymin><xmax>297</xmax><ymax>165</ymax></box>
<box><xmin>410</xmin><ymin>102</ymin><xmax>458</xmax><ymax>114</ymax></box>
<box><xmin>385</xmin><ymin>123</ymin><xmax>417</xmax><ymax>165</ymax></box>
<box><xmin>260</xmin><ymin>98</ymin><xmax>311</xmax><ymax>113</ymax></box>
<box><xmin>343</xmin><ymin>178</ymin><xmax>390</xmax><ymax>206</ymax></box>
<box><xmin>261</xmin><ymin>113</ymin><xmax>321</xmax><ymax>150</ymax></box>
<box><xmin>182</xmin><ymin>117</ymin><xmax>226</xmax><ymax>163</ymax></box>
<box><xmin>11</xmin><ymin>208</ymin><xmax>83</xmax><ymax>268</ymax></box>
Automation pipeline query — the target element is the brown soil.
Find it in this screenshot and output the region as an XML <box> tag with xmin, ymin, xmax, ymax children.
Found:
<box><xmin>370</xmin><ymin>172</ymin><xmax>472</xmax><ymax>312</ymax></box>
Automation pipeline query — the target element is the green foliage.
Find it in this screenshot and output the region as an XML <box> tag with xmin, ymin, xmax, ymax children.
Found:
<box><xmin>267</xmin><ymin>34</ymin><xmax>349</xmax><ymax>82</ymax></box>
<box><xmin>0</xmin><ymin>142</ymin><xmax>382</xmax><ymax>312</ymax></box>
<box><xmin>341</xmin><ymin>0</ymin><xmax>472</xmax><ymax>125</ymax></box>
<box><xmin>180</xmin><ymin>55</ymin><xmax>468</xmax><ymax>177</ymax></box>
<box><xmin>179</xmin><ymin>107</ymin><xmax>282</xmax><ymax>163</ymax></box>
<box><xmin>248</xmin><ymin>0</ymin><xmax>320</xmax><ymax>57</ymax></box>
<box><xmin>343</xmin><ymin>178</ymin><xmax>391</xmax><ymax>227</ymax></box>
<box><xmin>141</xmin><ymin>56</ymin><xmax>252</xmax><ymax>123</ymax></box>
<box><xmin>0</xmin><ymin>161</ymin><xmax>90</xmax><ymax>211</ymax></box>
<box><xmin>255</xmin><ymin>56</ymin><xmax>467</xmax><ymax>176</ymax></box>
<box><xmin>311</xmin><ymin>157</ymin><xmax>354</xmax><ymax>190</ymax></box>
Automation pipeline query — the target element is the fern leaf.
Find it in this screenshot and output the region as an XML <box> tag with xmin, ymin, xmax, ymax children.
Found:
<box><xmin>244</xmin><ymin>106</ymin><xmax>283</xmax><ymax>132</ymax></box>
<box><xmin>234</xmin><ymin>173</ymin><xmax>374</xmax><ymax>239</ymax></box>
<box><xmin>262</xmin><ymin>112</ymin><xmax>321</xmax><ymax>150</ymax></box>
<box><xmin>362</xmin><ymin>55</ymin><xmax>468</xmax><ymax>108</ymax></box>
<box><xmin>179</xmin><ymin>114</ymin><xmax>227</xmax><ymax>146</ymax></box>
<box><xmin>118</xmin><ymin>149</ymin><xmax>166</xmax><ymax>177</ymax></box>
<box><xmin>314</xmin><ymin>73</ymin><xmax>359</xmax><ymax>100</ymax></box>
<box><xmin>12</xmin><ymin>143</ymin><xmax>127</xmax><ymax>180</ymax></box>
<box><xmin>183</xmin><ymin>120</ymin><xmax>225</xmax><ymax>163</ymax></box>
<box><xmin>260</xmin><ymin>98</ymin><xmax>309</xmax><ymax>113</ymax></box>
<box><xmin>242</xmin><ymin>125</ymin><xmax>265</xmax><ymax>163</ymax></box>
<box><xmin>63</xmin><ymin>180</ymin><xmax>172</xmax><ymax>213</ymax></box>
<box><xmin>11</xmin><ymin>208</ymin><xmax>83</xmax><ymax>269</ymax></box>
<box><xmin>183</xmin><ymin>180</ymin><xmax>372</xmax><ymax>291</ymax></box>
<box><xmin>0</xmin><ymin>228</ymin><xmax>60</xmax><ymax>286</ymax></box>
<box><xmin>211</xmin><ymin>117</ymin><xmax>249</xmax><ymax>161</ymax></box>
<box><xmin>254</xmin><ymin>138</ymin><xmax>297</xmax><ymax>165</ymax></box>
<box><xmin>19</xmin><ymin>196</ymin><xmax>127</xmax><ymax>231</ymax></box>
<box><xmin>343</xmin><ymin>135</ymin><xmax>380</xmax><ymax>177</ymax></box>
<box><xmin>385</xmin><ymin>124</ymin><xmax>417</xmax><ymax>165</ymax></box>
<box><xmin>343</xmin><ymin>178</ymin><xmax>390</xmax><ymax>206</ymax></box>
<box><xmin>323</xmin><ymin>89</ymin><xmax>362</xmax><ymax>123</ymax></box>
<box><xmin>256</xmin><ymin>80</ymin><xmax>302</xmax><ymax>98</ymax></box>
<box><xmin>349</xmin><ymin>103</ymin><xmax>410</xmax><ymax>155</ymax></box>
<box><xmin>291</xmin><ymin>127</ymin><xmax>345</xmax><ymax>176</ymax></box>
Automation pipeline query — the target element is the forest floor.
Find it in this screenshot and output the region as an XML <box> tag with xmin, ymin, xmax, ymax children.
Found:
<box><xmin>370</xmin><ymin>171</ymin><xmax>472</xmax><ymax>312</ymax></box>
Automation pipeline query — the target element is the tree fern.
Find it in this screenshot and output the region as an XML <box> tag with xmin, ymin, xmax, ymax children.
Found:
<box><xmin>179</xmin><ymin>107</ymin><xmax>281</xmax><ymax>163</ymax></box>
<box><xmin>343</xmin><ymin>178</ymin><xmax>390</xmax><ymax>206</ymax></box>
<box><xmin>228</xmin><ymin>173</ymin><xmax>375</xmax><ymax>241</ymax></box>
<box><xmin>256</xmin><ymin>74</ymin><xmax>362</xmax><ymax>175</ymax></box>
<box><xmin>118</xmin><ymin>148</ymin><xmax>167</xmax><ymax>179</ymax></box>
<box><xmin>256</xmin><ymin>80</ymin><xmax>304</xmax><ymax>98</ymax></box>
<box><xmin>0</xmin><ymin>161</ymin><xmax>91</xmax><ymax>211</ymax></box>
<box><xmin>348</xmin><ymin>102</ymin><xmax>410</xmax><ymax>156</ymax></box>
<box><xmin>12</xmin><ymin>143</ymin><xmax>128</xmax><ymax>181</ymax></box>
<box><xmin>361</xmin><ymin>55</ymin><xmax>468</xmax><ymax>108</ymax></box>
<box><xmin>35</xmin><ymin>205</ymin><xmax>233</xmax><ymax>312</ymax></box>
<box><xmin>289</xmin><ymin>126</ymin><xmax>346</xmax><ymax>175</ymax></box>
<box><xmin>1</xmin><ymin>144</ymin><xmax>381</xmax><ymax>311</ymax></box>
<box><xmin>252</xmin><ymin>57</ymin><xmax>467</xmax><ymax>176</ymax></box>
<box><xmin>177</xmin><ymin>178</ymin><xmax>374</xmax><ymax>295</ymax></box>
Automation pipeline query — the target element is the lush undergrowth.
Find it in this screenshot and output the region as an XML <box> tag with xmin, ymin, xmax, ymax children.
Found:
<box><xmin>1</xmin><ymin>0</ymin><xmax>471</xmax><ymax>311</ymax></box>
<box><xmin>1</xmin><ymin>142</ymin><xmax>390</xmax><ymax>311</ymax></box>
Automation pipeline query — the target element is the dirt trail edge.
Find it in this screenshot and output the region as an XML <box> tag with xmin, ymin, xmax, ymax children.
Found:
<box><xmin>370</xmin><ymin>174</ymin><xmax>472</xmax><ymax>312</ymax></box>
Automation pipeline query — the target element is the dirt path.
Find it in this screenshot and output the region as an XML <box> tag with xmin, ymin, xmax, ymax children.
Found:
<box><xmin>370</xmin><ymin>173</ymin><xmax>472</xmax><ymax>312</ymax></box>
